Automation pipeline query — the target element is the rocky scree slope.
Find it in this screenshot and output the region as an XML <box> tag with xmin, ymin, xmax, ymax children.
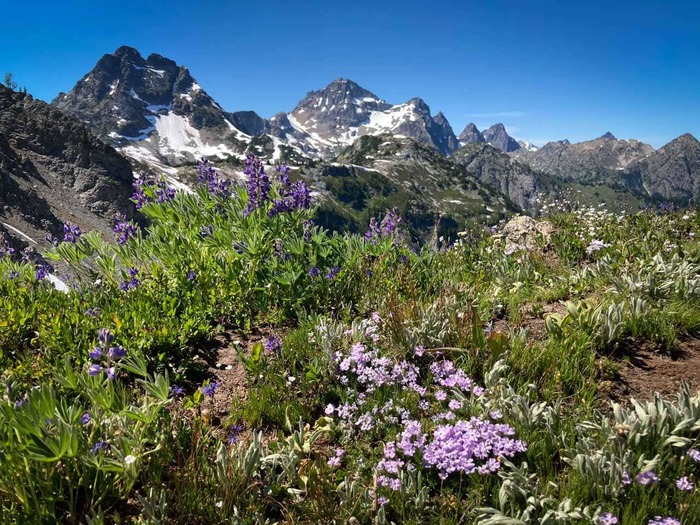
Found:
<box><xmin>0</xmin><ymin>84</ymin><xmax>134</xmax><ymax>249</ymax></box>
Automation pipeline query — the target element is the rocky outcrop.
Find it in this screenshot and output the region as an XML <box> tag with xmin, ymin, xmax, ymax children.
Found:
<box><xmin>625</xmin><ymin>133</ymin><xmax>700</xmax><ymax>203</ymax></box>
<box><xmin>482</xmin><ymin>124</ymin><xmax>521</xmax><ymax>153</ymax></box>
<box><xmin>492</xmin><ymin>215</ymin><xmax>554</xmax><ymax>254</ymax></box>
<box><xmin>0</xmin><ymin>84</ymin><xmax>134</xmax><ymax>247</ymax></box>
<box><xmin>458</xmin><ymin>123</ymin><xmax>485</xmax><ymax>144</ymax></box>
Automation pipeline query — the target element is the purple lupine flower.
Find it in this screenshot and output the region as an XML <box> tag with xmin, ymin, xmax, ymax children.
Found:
<box><xmin>276</xmin><ymin>164</ymin><xmax>290</xmax><ymax>185</ymax></box>
<box><xmin>199</xmin><ymin>224</ymin><xmax>214</xmax><ymax>237</ymax></box>
<box><xmin>201</xmin><ymin>381</ymin><xmax>218</xmax><ymax>398</ymax></box>
<box><xmin>35</xmin><ymin>264</ymin><xmax>52</xmax><ymax>280</ymax></box>
<box><xmin>622</xmin><ymin>470</ymin><xmax>632</xmax><ymax>485</ymax></box>
<box><xmin>7</xmin><ymin>270</ymin><xmax>20</xmax><ymax>280</ymax></box>
<box><xmin>187</xmin><ymin>270</ymin><xmax>196</xmax><ymax>282</ymax></box>
<box><xmin>21</xmin><ymin>247</ymin><xmax>34</xmax><ymax>263</ymax></box>
<box><xmin>106</xmin><ymin>367</ymin><xmax>116</xmax><ymax>381</ymax></box>
<box><xmin>85</xmin><ymin>307</ymin><xmax>101</xmax><ymax>317</ymax></box>
<box><xmin>113</xmin><ymin>213</ymin><xmax>138</xmax><ymax>244</ymax></box>
<box><xmin>636</xmin><ymin>471</ymin><xmax>660</xmax><ymax>486</ymax></box>
<box><xmin>0</xmin><ymin>237</ymin><xmax>16</xmax><ymax>258</ymax></box>
<box><xmin>302</xmin><ymin>220</ymin><xmax>314</xmax><ymax>242</ymax></box>
<box><xmin>243</xmin><ymin>152</ymin><xmax>270</xmax><ymax>217</ymax></box>
<box><xmin>62</xmin><ymin>222</ymin><xmax>82</xmax><ymax>243</ymax></box>
<box><xmin>325</xmin><ymin>266</ymin><xmax>340</xmax><ymax>280</ymax></box>
<box><xmin>89</xmin><ymin>346</ymin><xmax>102</xmax><ymax>360</ymax></box>
<box><xmin>648</xmin><ymin>517</ymin><xmax>681</xmax><ymax>525</ymax></box>
<box><xmin>92</xmin><ymin>439</ymin><xmax>110</xmax><ymax>454</ymax></box>
<box><xmin>596</xmin><ymin>513</ymin><xmax>618</xmax><ymax>525</ymax></box>
<box><xmin>108</xmin><ymin>345</ymin><xmax>126</xmax><ymax>360</ymax></box>
<box><xmin>132</xmin><ymin>176</ymin><xmax>149</xmax><ymax>209</ymax></box>
<box><xmin>265</xmin><ymin>335</ymin><xmax>283</xmax><ymax>354</ymax></box>
<box><xmin>45</xmin><ymin>232</ymin><xmax>60</xmax><ymax>246</ymax></box>
<box><xmin>80</xmin><ymin>413</ymin><xmax>91</xmax><ymax>425</ymax></box>
<box><xmin>196</xmin><ymin>158</ymin><xmax>232</xmax><ymax>197</ymax></box>
<box><xmin>227</xmin><ymin>423</ymin><xmax>244</xmax><ymax>445</ymax></box>
<box><xmin>98</xmin><ymin>328</ymin><xmax>114</xmax><ymax>347</ymax></box>
<box><xmin>88</xmin><ymin>364</ymin><xmax>103</xmax><ymax>376</ymax></box>
<box><xmin>169</xmin><ymin>385</ymin><xmax>184</xmax><ymax>398</ymax></box>
<box><xmin>676</xmin><ymin>476</ymin><xmax>694</xmax><ymax>491</ymax></box>
<box><xmin>308</xmin><ymin>266</ymin><xmax>320</xmax><ymax>278</ymax></box>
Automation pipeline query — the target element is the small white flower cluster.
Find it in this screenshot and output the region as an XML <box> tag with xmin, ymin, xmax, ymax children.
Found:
<box><xmin>586</xmin><ymin>239</ymin><xmax>610</xmax><ymax>256</ymax></box>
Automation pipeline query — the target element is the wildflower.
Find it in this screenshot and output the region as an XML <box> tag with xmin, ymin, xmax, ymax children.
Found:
<box><xmin>85</xmin><ymin>307</ymin><xmax>100</xmax><ymax>317</ymax></box>
<box><xmin>88</xmin><ymin>346</ymin><xmax>102</xmax><ymax>360</ymax></box>
<box><xmin>7</xmin><ymin>270</ymin><xmax>20</xmax><ymax>279</ymax></box>
<box><xmin>187</xmin><ymin>270</ymin><xmax>196</xmax><ymax>281</ymax></box>
<box><xmin>45</xmin><ymin>232</ymin><xmax>60</xmax><ymax>246</ymax></box>
<box><xmin>169</xmin><ymin>385</ymin><xmax>184</xmax><ymax>397</ymax></box>
<box><xmin>636</xmin><ymin>470</ymin><xmax>660</xmax><ymax>486</ymax></box>
<box><xmin>414</xmin><ymin>345</ymin><xmax>425</xmax><ymax>357</ymax></box>
<box><xmin>98</xmin><ymin>328</ymin><xmax>114</xmax><ymax>346</ymax></box>
<box><xmin>688</xmin><ymin>448</ymin><xmax>700</xmax><ymax>462</ymax></box>
<box><xmin>92</xmin><ymin>439</ymin><xmax>110</xmax><ymax>454</ymax></box>
<box><xmin>105</xmin><ymin>367</ymin><xmax>116</xmax><ymax>381</ymax></box>
<box><xmin>62</xmin><ymin>222</ymin><xmax>82</xmax><ymax>243</ymax></box>
<box><xmin>676</xmin><ymin>476</ymin><xmax>694</xmax><ymax>491</ymax></box>
<box><xmin>596</xmin><ymin>512</ymin><xmax>619</xmax><ymax>525</ymax></box>
<box><xmin>215</xmin><ymin>501</ymin><xmax>223</xmax><ymax>508</ymax></box>
<box><xmin>227</xmin><ymin>423</ymin><xmax>244</xmax><ymax>445</ymax></box>
<box><xmin>201</xmin><ymin>381</ymin><xmax>218</xmax><ymax>398</ymax></box>
<box><xmin>113</xmin><ymin>213</ymin><xmax>138</xmax><ymax>244</ymax></box>
<box><xmin>124</xmin><ymin>454</ymin><xmax>137</xmax><ymax>465</ymax></box>
<box><xmin>88</xmin><ymin>364</ymin><xmax>103</xmax><ymax>376</ymax></box>
<box><xmin>308</xmin><ymin>266</ymin><xmax>320</xmax><ymax>278</ymax></box>
<box><xmin>324</xmin><ymin>404</ymin><xmax>335</xmax><ymax>415</ymax></box>
<box><xmin>622</xmin><ymin>470</ymin><xmax>632</xmax><ymax>485</ymax></box>
<box><xmin>80</xmin><ymin>413</ymin><xmax>91</xmax><ymax>425</ymax></box>
<box><xmin>489</xmin><ymin>410</ymin><xmax>503</xmax><ymax>420</ymax></box>
<box><xmin>35</xmin><ymin>264</ymin><xmax>52</xmax><ymax>280</ymax></box>
<box><xmin>327</xmin><ymin>448</ymin><xmax>345</xmax><ymax>467</ymax></box>
<box><xmin>586</xmin><ymin>239</ymin><xmax>610</xmax><ymax>255</ymax></box>
<box><xmin>377</xmin><ymin>496</ymin><xmax>389</xmax><ymax>506</ymax></box>
<box><xmin>325</xmin><ymin>266</ymin><xmax>340</xmax><ymax>279</ymax></box>
<box><xmin>265</xmin><ymin>335</ymin><xmax>283</xmax><ymax>353</ymax></box>
<box><xmin>199</xmin><ymin>224</ymin><xmax>213</xmax><ymax>237</ymax></box>
<box><xmin>648</xmin><ymin>517</ymin><xmax>680</xmax><ymax>525</ymax></box>
<box><xmin>108</xmin><ymin>345</ymin><xmax>127</xmax><ymax>359</ymax></box>
<box><xmin>243</xmin><ymin>152</ymin><xmax>270</xmax><ymax>217</ymax></box>
<box><xmin>302</xmin><ymin>219</ymin><xmax>314</xmax><ymax>241</ymax></box>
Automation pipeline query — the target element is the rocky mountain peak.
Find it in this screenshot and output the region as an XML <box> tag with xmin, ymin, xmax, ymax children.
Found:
<box><xmin>600</xmin><ymin>131</ymin><xmax>616</xmax><ymax>140</ymax></box>
<box><xmin>458</xmin><ymin>123</ymin><xmax>485</xmax><ymax>144</ymax></box>
<box><xmin>483</xmin><ymin>123</ymin><xmax>521</xmax><ymax>153</ymax></box>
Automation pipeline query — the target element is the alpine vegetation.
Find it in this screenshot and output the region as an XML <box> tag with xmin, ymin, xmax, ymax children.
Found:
<box><xmin>1</xmin><ymin>155</ymin><xmax>700</xmax><ymax>524</ymax></box>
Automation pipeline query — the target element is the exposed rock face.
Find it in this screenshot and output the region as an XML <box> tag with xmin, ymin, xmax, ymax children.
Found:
<box><xmin>512</xmin><ymin>135</ymin><xmax>655</xmax><ymax>185</ymax></box>
<box><xmin>225</xmin><ymin>110</ymin><xmax>268</xmax><ymax>136</ymax></box>
<box><xmin>483</xmin><ymin>124</ymin><xmax>521</xmax><ymax>153</ymax></box>
<box><xmin>625</xmin><ymin>133</ymin><xmax>700</xmax><ymax>202</ymax></box>
<box><xmin>0</xmin><ymin>84</ymin><xmax>134</xmax><ymax>247</ymax></box>
<box><xmin>458</xmin><ymin>123</ymin><xmax>485</xmax><ymax>144</ymax></box>
<box><xmin>52</xmin><ymin>46</ymin><xmax>250</xmax><ymax>168</ymax></box>
<box><xmin>451</xmin><ymin>143</ymin><xmax>550</xmax><ymax>211</ymax></box>
<box><xmin>284</xmin><ymin>79</ymin><xmax>459</xmax><ymax>157</ymax></box>
<box><xmin>493</xmin><ymin>215</ymin><xmax>554</xmax><ymax>253</ymax></box>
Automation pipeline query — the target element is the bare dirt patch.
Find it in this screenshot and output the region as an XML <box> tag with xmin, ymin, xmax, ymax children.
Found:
<box><xmin>604</xmin><ymin>336</ymin><xmax>700</xmax><ymax>403</ymax></box>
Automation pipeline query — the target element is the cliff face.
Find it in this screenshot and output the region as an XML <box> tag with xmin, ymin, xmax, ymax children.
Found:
<box><xmin>0</xmin><ymin>84</ymin><xmax>134</xmax><ymax>248</ymax></box>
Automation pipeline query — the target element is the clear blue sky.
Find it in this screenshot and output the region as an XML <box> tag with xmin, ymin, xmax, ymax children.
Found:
<box><xmin>2</xmin><ymin>0</ymin><xmax>698</xmax><ymax>147</ymax></box>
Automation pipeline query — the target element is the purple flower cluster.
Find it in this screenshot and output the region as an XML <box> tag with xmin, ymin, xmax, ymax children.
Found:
<box><xmin>227</xmin><ymin>423</ymin><xmax>245</xmax><ymax>445</ymax></box>
<box><xmin>35</xmin><ymin>264</ymin><xmax>53</xmax><ymax>281</ymax></box>
<box><xmin>265</xmin><ymin>335</ymin><xmax>283</xmax><ymax>354</ymax></box>
<box><xmin>365</xmin><ymin>208</ymin><xmax>402</xmax><ymax>244</ymax></box>
<box><xmin>119</xmin><ymin>267</ymin><xmax>140</xmax><ymax>291</ymax></box>
<box><xmin>636</xmin><ymin>470</ymin><xmax>660</xmax><ymax>486</ymax></box>
<box><xmin>87</xmin><ymin>328</ymin><xmax>126</xmax><ymax>380</ymax></box>
<box><xmin>422</xmin><ymin>418</ymin><xmax>526</xmax><ymax>480</ymax></box>
<box><xmin>196</xmin><ymin>158</ymin><xmax>232</xmax><ymax>197</ymax></box>
<box><xmin>0</xmin><ymin>237</ymin><xmax>16</xmax><ymax>259</ymax></box>
<box><xmin>302</xmin><ymin>220</ymin><xmax>314</xmax><ymax>242</ymax></box>
<box><xmin>169</xmin><ymin>384</ymin><xmax>184</xmax><ymax>398</ymax></box>
<box><xmin>596</xmin><ymin>513</ymin><xmax>618</xmax><ymax>525</ymax></box>
<box><xmin>7</xmin><ymin>270</ymin><xmax>20</xmax><ymax>280</ymax></box>
<box><xmin>327</xmin><ymin>447</ymin><xmax>345</xmax><ymax>468</ymax></box>
<box><xmin>199</xmin><ymin>224</ymin><xmax>214</xmax><ymax>237</ymax></box>
<box><xmin>132</xmin><ymin>174</ymin><xmax>175</xmax><ymax>209</ymax></box>
<box><xmin>85</xmin><ymin>307</ymin><xmax>101</xmax><ymax>317</ymax></box>
<box><xmin>45</xmin><ymin>232</ymin><xmax>60</xmax><ymax>247</ymax></box>
<box><xmin>113</xmin><ymin>213</ymin><xmax>138</xmax><ymax>244</ymax></box>
<box><xmin>325</xmin><ymin>266</ymin><xmax>340</xmax><ymax>280</ymax></box>
<box><xmin>201</xmin><ymin>381</ymin><xmax>218</xmax><ymax>398</ymax></box>
<box><xmin>648</xmin><ymin>518</ymin><xmax>681</xmax><ymax>525</ymax></box>
<box><xmin>243</xmin><ymin>153</ymin><xmax>271</xmax><ymax>217</ymax></box>
<box><xmin>62</xmin><ymin>222</ymin><xmax>82</xmax><ymax>243</ymax></box>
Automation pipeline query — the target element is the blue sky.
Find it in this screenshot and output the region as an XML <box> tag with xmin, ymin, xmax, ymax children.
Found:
<box><xmin>2</xmin><ymin>0</ymin><xmax>698</xmax><ymax>147</ymax></box>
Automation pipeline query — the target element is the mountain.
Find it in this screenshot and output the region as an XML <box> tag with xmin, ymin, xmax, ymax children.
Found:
<box><xmin>458</xmin><ymin>123</ymin><xmax>521</xmax><ymax>153</ymax></box>
<box><xmin>512</xmin><ymin>134</ymin><xmax>655</xmax><ymax>186</ymax></box>
<box><xmin>281</xmin><ymin>79</ymin><xmax>459</xmax><ymax>157</ymax></box>
<box><xmin>451</xmin><ymin>143</ymin><xmax>551</xmax><ymax>211</ymax></box>
<box><xmin>483</xmin><ymin>124</ymin><xmax>521</xmax><ymax>153</ymax></box>
<box><xmin>52</xmin><ymin>46</ymin><xmax>251</xmax><ymax>172</ymax></box>
<box><xmin>624</xmin><ymin>133</ymin><xmax>700</xmax><ymax>203</ymax></box>
<box><xmin>305</xmin><ymin>134</ymin><xmax>515</xmax><ymax>242</ymax></box>
<box><xmin>458</xmin><ymin>123</ymin><xmax>485</xmax><ymax>144</ymax></box>
<box><xmin>0</xmin><ymin>84</ymin><xmax>134</xmax><ymax>250</ymax></box>
<box><xmin>517</xmin><ymin>140</ymin><xmax>538</xmax><ymax>152</ymax></box>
